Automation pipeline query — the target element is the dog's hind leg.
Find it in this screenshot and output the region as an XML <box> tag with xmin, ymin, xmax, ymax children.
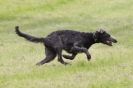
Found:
<box><xmin>36</xmin><ymin>46</ymin><xmax>56</xmax><ymax>66</ymax></box>
<box><xmin>56</xmin><ymin>48</ymin><xmax>69</xmax><ymax>65</ymax></box>
<box><xmin>63</xmin><ymin>53</ymin><xmax>77</xmax><ymax>60</ymax></box>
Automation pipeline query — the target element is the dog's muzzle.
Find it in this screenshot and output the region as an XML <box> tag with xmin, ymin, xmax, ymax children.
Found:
<box><xmin>104</xmin><ymin>37</ymin><xmax>117</xmax><ymax>46</ymax></box>
<box><xmin>110</xmin><ymin>37</ymin><xmax>117</xmax><ymax>43</ymax></box>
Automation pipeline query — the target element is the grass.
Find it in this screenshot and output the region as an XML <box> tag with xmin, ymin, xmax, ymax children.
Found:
<box><xmin>0</xmin><ymin>0</ymin><xmax>133</xmax><ymax>88</ymax></box>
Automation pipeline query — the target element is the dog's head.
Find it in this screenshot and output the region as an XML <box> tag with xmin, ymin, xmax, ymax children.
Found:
<box><xmin>93</xmin><ymin>29</ymin><xmax>117</xmax><ymax>46</ymax></box>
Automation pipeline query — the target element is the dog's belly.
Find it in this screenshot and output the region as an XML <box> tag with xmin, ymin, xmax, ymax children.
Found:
<box><xmin>64</xmin><ymin>46</ymin><xmax>79</xmax><ymax>54</ymax></box>
<box><xmin>64</xmin><ymin>49</ymin><xmax>73</xmax><ymax>54</ymax></box>
<box><xmin>64</xmin><ymin>47</ymin><xmax>73</xmax><ymax>53</ymax></box>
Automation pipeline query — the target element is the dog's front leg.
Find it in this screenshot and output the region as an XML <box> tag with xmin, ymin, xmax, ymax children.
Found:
<box><xmin>71</xmin><ymin>43</ymin><xmax>91</xmax><ymax>61</ymax></box>
<box><xmin>85</xmin><ymin>52</ymin><xmax>91</xmax><ymax>61</ymax></box>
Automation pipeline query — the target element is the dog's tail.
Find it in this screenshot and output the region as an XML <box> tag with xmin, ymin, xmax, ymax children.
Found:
<box><xmin>15</xmin><ymin>26</ymin><xmax>44</xmax><ymax>43</ymax></box>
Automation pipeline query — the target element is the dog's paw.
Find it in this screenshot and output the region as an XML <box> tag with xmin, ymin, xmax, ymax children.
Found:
<box><xmin>87</xmin><ymin>55</ymin><xmax>91</xmax><ymax>61</ymax></box>
<box><xmin>36</xmin><ymin>62</ymin><xmax>42</xmax><ymax>66</ymax></box>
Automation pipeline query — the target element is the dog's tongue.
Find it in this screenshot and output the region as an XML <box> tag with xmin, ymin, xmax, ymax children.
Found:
<box><xmin>107</xmin><ymin>40</ymin><xmax>112</xmax><ymax>46</ymax></box>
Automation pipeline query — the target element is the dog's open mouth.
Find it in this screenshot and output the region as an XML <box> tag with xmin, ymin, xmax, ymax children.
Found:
<box><xmin>103</xmin><ymin>37</ymin><xmax>117</xmax><ymax>46</ymax></box>
<box><xmin>105</xmin><ymin>40</ymin><xmax>113</xmax><ymax>46</ymax></box>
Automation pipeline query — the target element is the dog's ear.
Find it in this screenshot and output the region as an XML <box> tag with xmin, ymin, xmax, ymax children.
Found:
<box><xmin>93</xmin><ymin>31</ymin><xmax>99</xmax><ymax>42</ymax></box>
<box><xmin>97</xmin><ymin>29</ymin><xmax>105</xmax><ymax>34</ymax></box>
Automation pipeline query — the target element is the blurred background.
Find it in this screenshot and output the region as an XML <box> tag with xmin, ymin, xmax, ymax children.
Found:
<box><xmin>0</xmin><ymin>0</ymin><xmax>133</xmax><ymax>88</ymax></box>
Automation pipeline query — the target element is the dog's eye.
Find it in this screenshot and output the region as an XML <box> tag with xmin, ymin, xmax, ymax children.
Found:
<box><xmin>104</xmin><ymin>34</ymin><xmax>110</xmax><ymax>38</ymax></box>
<box><xmin>106</xmin><ymin>34</ymin><xmax>110</xmax><ymax>37</ymax></box>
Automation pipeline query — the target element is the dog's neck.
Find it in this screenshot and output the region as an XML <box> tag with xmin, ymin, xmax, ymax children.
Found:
<box><xmin>84</xmin><ymin>32</ymin><xmax>99</xmax><ymax>42</ymax></box>
<box><xmin>81</xmin><ymin>32</ymin><xmax>99</xmax><ymax>48</ymax></box>
<box><xmin>92</xmin><ymin>32</ymin><xmax>99</xmax><ymax>43</ymax></box>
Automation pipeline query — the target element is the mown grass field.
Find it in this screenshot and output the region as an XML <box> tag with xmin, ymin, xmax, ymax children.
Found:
<box><xmin>0</xmin><ymin>0</ymin><xmax>133</xmax><ymax>88</ymax></box>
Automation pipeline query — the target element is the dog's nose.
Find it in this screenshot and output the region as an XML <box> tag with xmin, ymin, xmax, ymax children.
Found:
<box><xmin>110</xmin><ymin>36</ymin><xmax>117</xmax><ymax>43</ymax></box>
<box><xmin>114</xmin><ymin>40</ymin><xmax>117</xmax><ymax>43</ymax></box>
<box><xmin>113</xmin><ymin>39</ymin><xmax>117</xmax><ymax>43</ymax></box>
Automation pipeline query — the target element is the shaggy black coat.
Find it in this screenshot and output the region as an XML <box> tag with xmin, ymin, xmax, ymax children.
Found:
<box><xmin>15</xmin><ymin>26</ymin><xmax>117</xmax><ymax>65</ymax></box>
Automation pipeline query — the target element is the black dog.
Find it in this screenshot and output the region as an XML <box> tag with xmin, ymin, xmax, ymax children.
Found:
<box><xmin>15</xmin><ymin>26</ymin><xmax>117</xmax><ymax>65</ymax></box>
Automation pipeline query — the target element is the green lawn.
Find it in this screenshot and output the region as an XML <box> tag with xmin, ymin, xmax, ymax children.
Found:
<box><xmin>0</xmin><ymin>0</ymin><xmax>133</xmax><ymax>88</ymax></box>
